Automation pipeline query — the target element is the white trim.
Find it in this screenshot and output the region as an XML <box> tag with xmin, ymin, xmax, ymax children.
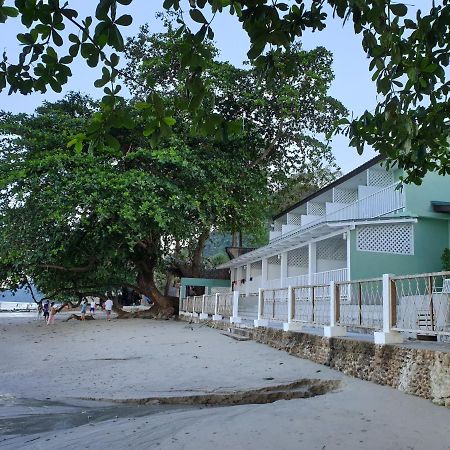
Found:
<box><xmin>220</xmin><ymin>226</ymin><xmax>352</xmax><ymax>269</ymax></box>
<box><xmin>328</xmin><ymin>218</ymin><xmax>417</xmax><ymax>227</ymax></box>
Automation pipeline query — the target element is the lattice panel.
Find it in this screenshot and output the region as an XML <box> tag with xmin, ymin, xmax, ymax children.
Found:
<box><xmin>273</xmin><ymin>220</ymin><xmax>283</xmax><ymax>231</ymax></box>
<box><xmin>317</xmin><ymin>237</ymin><xmax>346</xmax><ymax>260</ymax></box>
<box><xmin>367</xmin><ymin>169</ymin><xmax>394</xmax><ymax>186</ymax></box>
<box><xmin>307</xmin><ymin>202</ymin><xmax>326</xmax><ymax>215</ymax></box>
<box><xmin>288</xmin><ymin>247</ymin><xmax>308</xmax><ymax>267</ymax></box>
<box><xmin>251</xmin><ymin>260</ymin><xmax>262</xmax><ymax>277</ymax></box>
<box><xmin>333</xmin><ymin>188</ymin><xmax>358</xmax><ymax>204</ymax></box>
<box><xmin>357</xmin><ymin>224</ymin><xmax>414</xmax><ymax>255</ymax></box>
<box><xmin>267</xmin><ymin>255</ymin><xmax>281</xmax><ymax>265</ymax></box>
<box><xmin>267</xmin><ymin>255</ymin><xmax>281</xmax><ymax>280</ymax></box>
<box><xmin>287</xmin><ymin>213</ymin><xmax>302</xmax><ymax>225</ymax></box>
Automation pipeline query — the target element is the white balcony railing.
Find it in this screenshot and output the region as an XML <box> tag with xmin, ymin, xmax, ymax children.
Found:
<box><xmin>251</xmin><ymin>269</ymin><xmax>348</xmax><ymax>290</ymax></box>
<box><xmin>271</xmin><ymin>183</ymin><xmax>405</xmax><ymax>243</ymax></box>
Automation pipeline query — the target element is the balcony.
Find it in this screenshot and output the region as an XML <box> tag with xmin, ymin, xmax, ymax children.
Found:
<box><xmin>270</xmin><ymin>183</ymin><xmax>405</xmax><ymax>242</ymax></box>
<box><xmin>243</xmin><ymin>268</ymin><xmax>348</xmax><ymax>293</ymax></box>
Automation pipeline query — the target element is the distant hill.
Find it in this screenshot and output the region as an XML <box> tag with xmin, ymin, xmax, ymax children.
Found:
<box><xmin>0</xmin><ymin>287</ymin><xmax>43</xmax><ymax>303</ymax></box>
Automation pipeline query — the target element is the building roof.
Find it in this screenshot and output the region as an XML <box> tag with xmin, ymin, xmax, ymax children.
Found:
<box><xmin>273</xmin><ymin>155</ymin><xmax>384</xmax><ymax>220</ymax></box>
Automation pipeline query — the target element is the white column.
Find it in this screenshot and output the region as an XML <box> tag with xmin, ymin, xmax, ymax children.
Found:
<box><xmin>261</xmin><ymin>258</ymin><xmax>268</xmax><ymax>289</ymax></box>
<box><xmin>254</xmin><ymin>288</ymin><xmax>269</xmax><ymax>327</ymax></box>
<box><xmin>374</xmin><ymin>274</ymin><xmax>403</xmax><ymax>344</ymax></box>
<box><xmin>346</xmin><ymin>230</ymin><xmax>351</xmax><ymax>280</ymax></box>
<box><xmin>280</xmin><ymin>252</ymin><xmax>288</xmax><ymax>288</ymax></box>
<box><xmin>236</xmin><ymin>266</ymin><xmax>242</xmax><ymax>288</ymax></box>
<box><xmin>246</xmin><ymin>263</ymin><xmax>251</xmax><ymax>296</ymax></box>
<box><xmin>230</xmin><ymin>290</ymin><xmax>242</xmax><ymax>324</ymax></box>
<box><xmin>283</xmin><ymin>285</ymin><xmax>302</xmax><ymax>332</ymax></box>
<box><xmin>308</xmin><ymin>242</ymin><xmax>317</xmax><ymax>284</ymax></box>
<box><xmin>199</xmin><ymin>294</ymin><xmax>208</xmax><ymax>320</ymax></box>
<box><xmin>324</xmin><ymin>281</ymin><xmax>347</xmax><ymax>337</ymax></box>
<box><xmin>212</xmin><ymin>293</ymin><xmax>222</xmax><ymax>321</ymax></box>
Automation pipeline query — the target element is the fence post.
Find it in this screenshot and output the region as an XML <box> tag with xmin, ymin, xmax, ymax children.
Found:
<box><xmin>212</xmin><ymin>293</ymin><xmax>222</xmax><ymax>321</ymax></box>
<box><xmin>254</xmin><ymin>288</ymin><xmax>269</xmax><ymax>327</ymax></box>
<box><xmin>191</xmin><ymin>296</ymin><xmax>198</xmax><ymax>319</ymax></box>
<box><xmin>199</xmin><ymin>294</ymin><xmax>208</xmax><ymax>320</ymax></box>
<box><xmin>324</xmin><ymin>281</ymin><xmax>347</xmax><ymax>337</ymax></box>
<box><xmin>230</xmin><ymin>290</ymin><xmax>242</xmax><ymax>324</ymax></box>
<box><xmin>374</xmin><ymin>274</ymin><xmax>403</xmax><ymax>344</ymax></box>
<box><xmin>283</xmin><ymin>286</ymin><xmax>302</xmax><ymax>332</ymax></box>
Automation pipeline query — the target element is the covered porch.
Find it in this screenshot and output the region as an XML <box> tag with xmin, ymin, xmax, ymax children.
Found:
<box><xmin>230</xmin><ymin>231</ymin><xmax>350</xmax><ymax>294</ymax></box>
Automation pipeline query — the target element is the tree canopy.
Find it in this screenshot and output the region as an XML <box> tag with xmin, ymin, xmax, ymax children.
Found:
<box><xmin>1</xmin><ymin>1</ymin><xmax>450</xmax><ymax>183</ymax></box>
<box><xmin>0</xmin><ymin>24</ymin><xmax>342</xmax><ymax>310</ymax></box>
<box><xmin>0</xmin><ymin>93</ymin><xmax>268</xmax><ymax>310</ymax></box>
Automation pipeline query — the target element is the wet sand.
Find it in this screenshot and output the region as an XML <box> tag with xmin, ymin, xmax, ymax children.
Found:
<box><xmin>0</xmin><ymin>314</ymin><xmax>449</xmax><ymax>449</ymax></box>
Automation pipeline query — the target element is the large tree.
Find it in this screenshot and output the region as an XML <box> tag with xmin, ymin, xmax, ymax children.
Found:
<box><xmin>1</xmin><ymin>1</ymin><xmax>450</xmax><ymax>183</ymax></box>
<box><xmin>0</xmin><ymin>24</ymin><xmax>343</xmax><ymax>312</ymax></box>
<box><xmin>0</xmin><ymin>93</ymin><xmax>268</xmax><ymax>313</ymax></box>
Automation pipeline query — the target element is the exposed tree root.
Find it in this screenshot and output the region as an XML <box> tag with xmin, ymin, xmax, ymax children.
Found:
<box><xmin>63</xmin><ymin>314</ymin><xmax>95</xmax><ymax>322</ymax></box>
<box><xmin>114</xmin><ymin>305</ymin><xmax>175</xmax><ymax>320</ymax></box>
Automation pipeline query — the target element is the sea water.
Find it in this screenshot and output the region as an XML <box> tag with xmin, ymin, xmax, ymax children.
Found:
<box><xmin>0</xmin><ymin>301</ymin><xmax>37</xmax><ymax>311</ymax></box>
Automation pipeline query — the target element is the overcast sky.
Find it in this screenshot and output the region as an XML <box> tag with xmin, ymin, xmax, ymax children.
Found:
<box><xmin>0</xmin><ymin>1</ymin><xmax>378</xmax><ymax>173</ymax></box>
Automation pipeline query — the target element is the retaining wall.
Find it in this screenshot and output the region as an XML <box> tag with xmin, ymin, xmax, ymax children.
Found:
<box><xmin>184</xmin><ymin>318</ymin><xmax>450</xmax><ymax>408</ymax></box>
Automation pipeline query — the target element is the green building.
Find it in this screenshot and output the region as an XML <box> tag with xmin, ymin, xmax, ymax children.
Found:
<box><xmin>219</xmin><ymin>156</ymin><xmax>450</xmax><ymax>293</ymax></box>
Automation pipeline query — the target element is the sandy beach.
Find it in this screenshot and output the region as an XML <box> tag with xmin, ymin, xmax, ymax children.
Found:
<box><xmin>1</xmin><ymin>312</ymin><xmax>450</xmax><ymax>450</ymax></box>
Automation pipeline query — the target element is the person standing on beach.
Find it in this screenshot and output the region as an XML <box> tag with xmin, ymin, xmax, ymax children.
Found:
<box><xmin>90</xmin><ymin>299</ymin><xmax>96</xmax><ymax>316</ymax></box>
<box><xmin>104</xmin><ymin>298</ymin><xmax>113</xmax><ymax>321</ymax></box>
<box><xmin>37</xmin><ymin>302</ymin><xmax>43</xmax><ymax>320</ymax></box>
<box><xmin>80</xmin><ymin>301</ymin><xmax>87</xmax><ymax>321</ymax></box>
<box><xmin>47</xmin><ymin>302</ymin><xmax>57</xmax><ymax>325</ymax></box>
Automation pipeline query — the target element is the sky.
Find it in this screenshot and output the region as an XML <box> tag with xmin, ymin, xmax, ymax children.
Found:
<box><xmin>0</xmin><ymin>1</ymin><xmax>378</xmax><ymax>174</ymax></box>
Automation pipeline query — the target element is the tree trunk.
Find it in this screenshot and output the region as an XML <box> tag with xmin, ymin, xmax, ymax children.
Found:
<box><xmin>135</xmin><ymin>260</ymin><xmax>178</xmax><ymax>316</ymax></box>
<box><xmin>164</xmin><ymin>272</ymin><xmax>175</xmax><ymax>297</ymax></box>
<box><xmin>191</xmin><ymin>229</ymin><xmax>210</xmax><ymax>278</ymax></box>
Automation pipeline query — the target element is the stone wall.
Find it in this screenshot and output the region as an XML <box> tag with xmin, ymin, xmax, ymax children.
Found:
<box><xmin>184</xmin><ymin>318</ymin><xmax>450</xmax><ymax>408</ymax></box>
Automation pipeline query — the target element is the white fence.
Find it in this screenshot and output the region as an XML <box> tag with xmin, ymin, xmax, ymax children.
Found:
<box><xmin>392</xmin><ymin>271</ymin><xmax>450</xmax><ymax>336</ymax></box>
<box><xmin>335</xmin><ymin>278</ymin><xmax>383</xmax><ymax>330</ymax></box>
<box><xmin>179</xmin><ymin>270</ymin><xmax>450</xmax><ymax>343</ymax></box>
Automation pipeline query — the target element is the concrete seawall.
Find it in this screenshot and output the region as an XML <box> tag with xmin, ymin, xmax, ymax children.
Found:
<box><xmin>186</xmin><ymin>318</ymin><xmax>450</xmax><ymax>407</ymax></box>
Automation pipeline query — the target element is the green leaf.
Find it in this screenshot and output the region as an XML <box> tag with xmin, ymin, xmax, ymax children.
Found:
<box><xmin>189</xmin><ymin>9</ymin><xmax>207</xmax><ymax>24</ymax></box>
<box><xmin>115</xmin><ymin>14</ymin><xmax>133</xmax><ymax>26</ymax></box>
<box><xmin>162</xmin><ymin>116</ymin><xmax>176</xmax><ymax>126</ymax></box>
<box><xmin>389</xmin><ymin>4</ymin><xmax>407</xmax><ymax>17</ymax></box>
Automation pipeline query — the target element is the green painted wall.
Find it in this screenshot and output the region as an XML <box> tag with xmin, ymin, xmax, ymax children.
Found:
<box><xmin>179</xmin><ymin>277</ymin><xmax>230</xmax><ymax>297</ymax></box>
<box><xmin>350</xmin><ymin>218</ymin><xmax>449</xmax><ymax>280</ymax></box>
<box><xmin>404</xmin><ymin>171</ymin><xmax>450</xmax><ymax>219</ymax></box>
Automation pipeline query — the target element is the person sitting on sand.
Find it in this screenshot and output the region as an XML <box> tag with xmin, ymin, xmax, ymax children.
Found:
<box><xmin>47</xmin><ymin>302</ymin><xmax>57</xmax><ymax>325</ymax></box>
<box><xmin>80</xmin><ymin>301</ymin><xmax>87</xmax><ymax>321</ymax></box>
<box><xmin>104</xmin><ymin>298</ymin><xmax>113</xmax><ymax>321</ymax></box>
<box><xmin>43</xmin><ymin>301</ymin><xmax>49</xmax><ymax>322</ymax></box>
